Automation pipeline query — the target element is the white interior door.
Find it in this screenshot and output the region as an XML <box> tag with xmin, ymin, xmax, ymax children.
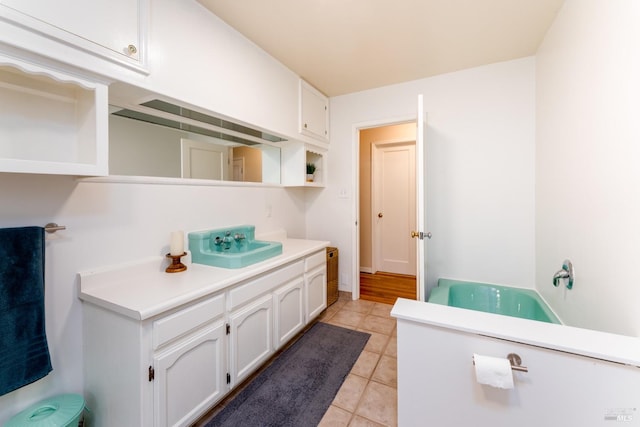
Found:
<box><xmin>181</xmin><ymin>138</ymin><xmax>228</xmax><ymax>180</ymax></box>
<box><xmin>414</xmin><ymin>94</ymin><xmax>426</xmax><ymax>301</ymax></box>
<box><xmin>372</xmin><ymin>141</ymin><xmax>416</xmax><ymax>275</ymax></box>
<box><xmin>233</xmin><ymin>157</ymin><xmax>245</xmax><ymax>181</ymax></box>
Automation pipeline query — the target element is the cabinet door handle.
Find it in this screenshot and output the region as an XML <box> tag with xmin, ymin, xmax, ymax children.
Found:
<box><xmin>127</xmin><ymin>44</ymin><xmax>138</xmax><ymax>55</ymax></box>
<box><xmin>378</xmin><ymin>212</ymin><xmax>383</xmax><ymax>218</ymax></box>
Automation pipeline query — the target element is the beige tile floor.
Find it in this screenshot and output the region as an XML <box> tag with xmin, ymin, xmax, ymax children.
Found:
<box><xmin>316</xmin><ymin>293</ymin><xmax>398</xmax><ymax>427</ymax></box>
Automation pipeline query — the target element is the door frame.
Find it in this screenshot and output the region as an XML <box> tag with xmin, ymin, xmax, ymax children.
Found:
<box><xmin>371</xmin><ymin>139</ymin><xmax>416</xmax><ymax>275</ymax></box>
<box><xmin>351</xmin><ymin>115</ymin><xmax>417</xmax><ymax>301</ymax></box>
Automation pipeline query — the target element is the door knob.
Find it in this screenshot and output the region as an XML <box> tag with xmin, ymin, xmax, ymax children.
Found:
<box><xmin>378</xmin><ymin>213</ymin><xmax>383</xmax><ymax>218</ymax></box>
<box><xmin>411</xmin><ymin>231</ymin><xmax>433</xmax><ymax>239</ymax></box>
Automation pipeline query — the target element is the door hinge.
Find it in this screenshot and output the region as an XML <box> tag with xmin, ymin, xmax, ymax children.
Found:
<box><xmin>226</xmin><ymin>323</ymin><xmax>230</xmax><ymax>335</ymax></box>
<box><xmin>226</xmin><ymin>373</ymin><xmax>231</xmax><ymax>384</ymax></box>
<box><xmin>148</xmin><ymin>366</ymin><xmax>155</xmax><ymax>382</ymax></box>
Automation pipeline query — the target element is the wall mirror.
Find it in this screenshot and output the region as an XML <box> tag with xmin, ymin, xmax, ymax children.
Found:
<box><xmin>108</xmin><ymin>99</ymin><xmax>285</xmax><ymax>184</ymax></box>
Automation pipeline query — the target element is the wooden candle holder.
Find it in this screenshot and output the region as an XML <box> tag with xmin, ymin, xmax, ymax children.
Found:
<box><xmin>166</xmin><ymin>252</ymin><xmax>187</xmax><ymax>273</ymax></box>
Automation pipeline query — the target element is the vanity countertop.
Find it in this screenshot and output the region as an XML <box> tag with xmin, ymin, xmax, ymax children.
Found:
<box><xmin>79</xmin><ymin>237</ymin><xmax>330</xmax><ymax>321</ymax></box>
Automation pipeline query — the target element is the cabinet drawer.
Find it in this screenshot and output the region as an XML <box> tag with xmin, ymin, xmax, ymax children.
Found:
<box><xmin>229</xmin><ymin>261</ymin><xmax>304</xmax><ymax>311</ymax></box>
<box><xmin>305</xmin><ymin>250</ymin><xmax>326</xmax><ymax>271</ymax></box>
<box><xmin>153</xmin><ymin>294</ymin><xmax>225</xmax><ymax>349</ymax></box>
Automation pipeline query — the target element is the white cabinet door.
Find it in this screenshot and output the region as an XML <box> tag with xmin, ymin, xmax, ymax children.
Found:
<box><xmin>305</xmin><ymin>264</ymin><xmax>327</xmax><ymax>321</ymax></box>
<box><xmin>299</xmin><ymin>79</ymin><xmax>329</xmax><ymax>142</ymax></box>
<box><xmin>273</xmin><ymin>276</ymin><xmax>305</xmax><ymax>350</ymax></box>
<box><xmin>153</xmin><ymin>320</ymin><xmax>226</xmax><ymax>427</ymax></box>
<box><xmin>0</xmin><ymin>0</ymin><xmax>147</xmax><ymax>70</ymax></box>
<box><xmin>229</xmin><ymin>294</ymin><xmax>273</xmax><ymax>387</ymax></box>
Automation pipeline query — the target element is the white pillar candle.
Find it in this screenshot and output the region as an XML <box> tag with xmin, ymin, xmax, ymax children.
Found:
<box><xmin>170</xmin><ymin>231</ymin><xmax>184</xmax><ymax>256</ymax></box>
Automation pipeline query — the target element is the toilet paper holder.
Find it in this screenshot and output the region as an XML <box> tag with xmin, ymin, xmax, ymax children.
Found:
<box><xmin>473</xmin><ymin>353</ymin><xmax>529</xmax><ymax>373</ymax></box>
<box><xmin>506</xmin><ymin>353</ymin><xmax>528</xmax><ymax>372</ymax></box>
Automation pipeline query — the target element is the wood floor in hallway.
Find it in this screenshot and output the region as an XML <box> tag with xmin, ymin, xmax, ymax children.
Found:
<box><xmin>359</xmin><ymin>272</ymin><xmax>417</xmax><ymax>305</ymax></box>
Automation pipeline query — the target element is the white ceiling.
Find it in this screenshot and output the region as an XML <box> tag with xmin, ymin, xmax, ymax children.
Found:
<box><xmin>198</xmin><ymin>0</ymin><xmax>565</xmax><ymax>97</ymax></box>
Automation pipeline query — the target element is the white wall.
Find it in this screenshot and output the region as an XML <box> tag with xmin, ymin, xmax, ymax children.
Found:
<box><xmin>0</xmin><ymin>174</ymin><xmax>305</xmax><ymax>423</ymax></box>
<box><xmin>536</xmin><ymin>0</ymin><xmax>640</xmax><ymax>336</ymax></box>
<box><xmin>314</xmin><ymin>57</ymin><xmax>536</xmax><ymax>297</ymax></box>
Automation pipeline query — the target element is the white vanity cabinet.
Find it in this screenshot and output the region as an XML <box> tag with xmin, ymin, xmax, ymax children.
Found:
<box><xmin>83</xmin><ymin>293</ymin><xmax>227</xmax><ymax>427</ymax></box>
<box><xmin>305</xmin><ymin>250</ymin><xmax>328</xmax><ymax>321</ymax></box>
<box><xmin>228</xmin><ymin>294</ymin><xmax>273</xmax><ymax>387</ymax></box>
<box><xmin>273</xmin><ymin>276</ymin><xmax>306</xmax><ymax>350</ymax></box>
<box><xmin>0</xmin><ymin>0</ymin><xmax>148</xmax><ymax>72</ymax></box>
<box><xmin>299</xmin><ymin>79</ymin><xmax>329</xmax><ymax>142</ymax></box>
<box><xmin>227</xmin><ymin>260</ymin><xmax>304</xmax><ymax>387</ymax></box>
<box><xmin>151</xmin><ymin>294</ymin><xmax>227</xmax><ymax>427</ymax></box>
<box><xmin>80</xmin><ymin>241</ymin><xmax>329</xmax><ymax>427</ymax></box>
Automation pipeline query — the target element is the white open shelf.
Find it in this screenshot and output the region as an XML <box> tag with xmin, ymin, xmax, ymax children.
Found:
<box><xmin>281</xmin><ymin>142</ymin><xmax>326</xmax><ymax>187</ymax></box>
<box><xmin>0</xmin><ymin>53</ymin><xmax>108</xmax><ymax>175</ymax></box>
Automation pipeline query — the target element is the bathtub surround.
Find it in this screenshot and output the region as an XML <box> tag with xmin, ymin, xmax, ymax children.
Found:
<box><xmin>205</xmin><ymin>323</ymin><xmax>369</xmax><ymax>426</ymax></box>
<box><xmin>536</xmin><ymin>0</ymin><xmax>640</xmax><ymax>336</ymax></box>
<box><xmin>392</xmin><ymin>299</ymin><xmax>640</xmax><ymax>426</ymax></box>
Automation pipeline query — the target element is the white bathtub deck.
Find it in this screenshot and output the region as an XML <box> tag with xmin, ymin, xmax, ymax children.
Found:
<box><xmin>391</xmin><ymin>298</ymin><xmax>640</xmax><ymax>426</ymax></box>
<box><xmin>391</xmin><ymin>298</ymin><xmax>640</xmax><ymax>367</ymax></box>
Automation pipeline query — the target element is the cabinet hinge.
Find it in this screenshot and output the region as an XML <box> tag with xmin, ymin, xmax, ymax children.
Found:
<box><xmin>226</xmin><ymin>373</ymin><xmax>231</xmax><ymax>384</ymax></box>
<box><xmin>148</xmin><ymin>366</ymin><xmax>155</xmax><ymax>382</ymax></box>
<box><xmin>226</xmin><ymin>323</ymin><xmax>230</xmax><ymax>335</ymax></box>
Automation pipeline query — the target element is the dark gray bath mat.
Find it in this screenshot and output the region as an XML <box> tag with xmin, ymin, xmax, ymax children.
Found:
<box><xmin>206</xmin><ymin>322</ymin><xmax>370</xmax><ymax>427</ymax></box>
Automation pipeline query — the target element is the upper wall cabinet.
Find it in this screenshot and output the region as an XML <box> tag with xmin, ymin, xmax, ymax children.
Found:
<box><xmin>0</xmin><ymin>53</ymin><xmax>108</xmax><ymax>175</ymax></box>
<box><xmin>299</xmin><ymin>79</ymin><xmax>329</xmax><ymax>143</ymax></box>
<box><xmin>0</xmin><ymin>0</ymin><xmax>148</xmax><ymax>73</ymax></box>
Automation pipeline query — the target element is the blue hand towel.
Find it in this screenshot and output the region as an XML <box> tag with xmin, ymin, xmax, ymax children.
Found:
<box><xmin>0</xmin><ymin>226</ymin><xmax>52</xmax><ymax>396</ymax></box>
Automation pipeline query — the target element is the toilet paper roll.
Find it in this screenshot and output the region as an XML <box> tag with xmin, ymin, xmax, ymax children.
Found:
<box><xmin>473</xmin><ymin>353</ymin><xmax>514</xmax><ymax>389</ymax></box>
